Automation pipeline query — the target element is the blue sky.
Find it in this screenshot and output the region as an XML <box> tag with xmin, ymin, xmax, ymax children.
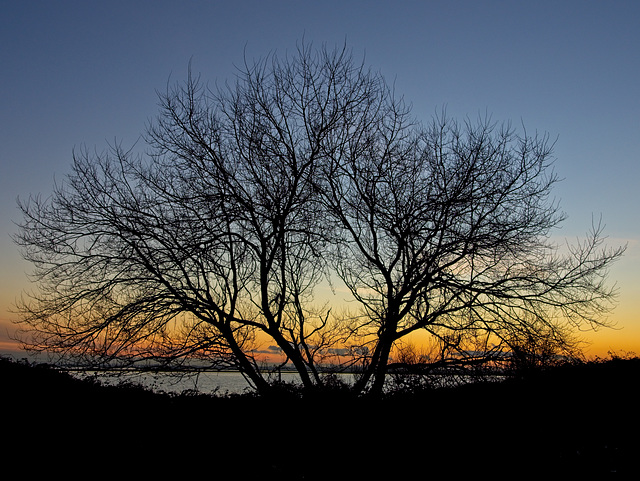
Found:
<box><xmin>1</xmin><ymin>0</ymin><xmax>639</xmax><ymax>356</ymax></box>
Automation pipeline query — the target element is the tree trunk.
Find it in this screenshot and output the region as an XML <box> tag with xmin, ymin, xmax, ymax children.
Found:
<box><xmin>352</xmin><ymin>334</ymin><xmax>394</xmax><ymax>396</ymax></box>
<box><xmin>368</xmin><ymin>338</ymin><xmax>393</xmax><ymax>397</ymax></box>
<box><xmin>222</xmin><ymin>326</ymin><xmax>272</xmax><ymax>394</ymax></box>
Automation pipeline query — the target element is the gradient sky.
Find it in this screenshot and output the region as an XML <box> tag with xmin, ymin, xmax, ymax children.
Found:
<box><xmin>1</xmin><ymin>0</ymin><xmax>639</xmax><ymax>358</ymax></box>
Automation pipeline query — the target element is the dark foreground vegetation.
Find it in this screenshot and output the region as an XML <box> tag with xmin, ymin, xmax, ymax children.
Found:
<box><xmin>3</xmin><ymin>355</ymin><xmax>639</xmax><ymax>479</ymax></box>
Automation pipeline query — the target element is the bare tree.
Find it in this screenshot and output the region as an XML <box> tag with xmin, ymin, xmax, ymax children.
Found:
<box><xmin>15</xmin><ymin>43</ymin><xmax>381</xmax><ymax>394</ymax></box>
<box><xmin>320</xmin><ymin>111</ymin><xmax>625</xmax><ymax>395</ymax></box>
<box><xmin>14</xmin><ymin>42</ymin><xmax>624</xmax><ymax>397</ymax></box>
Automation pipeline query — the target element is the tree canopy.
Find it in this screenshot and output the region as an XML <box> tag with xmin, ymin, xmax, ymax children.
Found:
<box><xmin>14</xmin><ymin>42</ymin><xmax>624</xmax><ymax>396</ymax></box>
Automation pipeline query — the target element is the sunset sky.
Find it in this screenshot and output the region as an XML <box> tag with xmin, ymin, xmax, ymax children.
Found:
<box><xmin>1</xmin><ymin>0</ymin><xmax>639</xmax><ymax>358</ymax></box>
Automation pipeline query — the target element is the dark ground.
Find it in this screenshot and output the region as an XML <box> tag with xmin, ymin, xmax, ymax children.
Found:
<box><xmin>3</xmin><ymin>356</ymin><xmax>639</xmax><ymax>479</ymax></box>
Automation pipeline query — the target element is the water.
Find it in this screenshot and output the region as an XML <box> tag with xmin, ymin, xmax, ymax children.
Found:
<box><xmin>69</xmin><ymin>368</ymin><xmax>493</xmax><ymax>395</ymax></box>
<box><xmin>70</xmin><ymin>369</ymin><xmax>257</xmax><ymax>395</ymax></box>
<box><xmin>70</xmin><ymin>370</ymin><xmax>358</xmax><ymax>395</ymax></box>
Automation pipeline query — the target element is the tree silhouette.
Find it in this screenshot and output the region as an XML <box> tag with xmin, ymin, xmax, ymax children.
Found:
<box><xmin>14</xmin><ymin>42</ymin><xmax>624</xmax><ymax>396</ymax></box>
<box><xmin>320</xmin><ymin>111</ymin><xmax>624</xmax><ymax>394</ymax></box>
